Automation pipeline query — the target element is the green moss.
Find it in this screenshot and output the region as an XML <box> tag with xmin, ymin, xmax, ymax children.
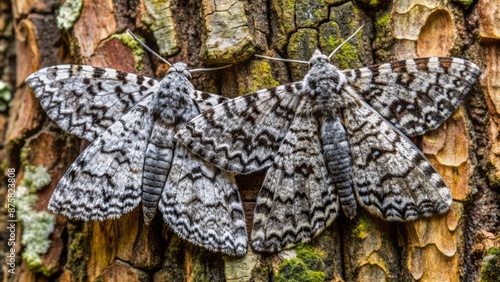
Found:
<box><xmin>276</xmin><ymin>244</ymin><xmax>326</xmax><ymax>282</ymax></box>
<box><xmin>192</xmin><ymin>255</ymin><xmax>210</xmax><ymax>282</ymax></box>
<box><xmin>295</xmin><ymin>244</ymin><xmax>325</xmax><ymax>271</ymax></box>
<box><xmin>56</xmin><ymin>0</ymin><xmax>83</xmax><ymax>30</ymax></box>
<box><xmin>487</xmin><ymin>172</ymin><xmax>500</xmax><ymax>189</ymax></box>
<box><xmin>15</xmin><ymin>166</ymin><xmax>56</xmax><ymax>275</ymax></box>
<box><xmin>68</xmin><ymin>225</ymin><xmax>87</xmax><ymax>276</ymax></box>
<box><xmin>276</xmin><ymin>259</ymin><xmax>326</xmax><ymax>282</ymax></box>
<box><xmin>329</xmin><ymin>2</ymin><xmax>363</xmax><ymax>32</ymax></box>
<box><xmin>19</xmin><ymin>147</ymin><xmax>30</xmax><ymax>168</ymax></box>
<box><xmin>191</xmin><ymin>249</ymin><xmax>224</xmax><ymax>282</ymax></box>
<box><xmin>251</xmin><ymin>264</ymin><xmax>270</xmax><ymax>280</ymax></box>
<box><xmin>452</xmin><ymin>0</ymin><xmax>474</xmax><ymax>7</ymax></box>
<box><xmin>288</xmin><ymin>28</ymin><xmax>319</xmax><ymax>80</ymax></box>
<box><xmin>481</xmin><ymin>247</ymin><xmax>500</xmax><ymax>282</ymax></box>
<box><xmin>271</xmin><ymin>0</ymin><xmax>296</xmax><ymax>51</ymax></box>
<box><xmin>241</xmin><ymin>60</ymin><xmax>280</xmax><ymax>94</ymax></box>
<box><xmin>356</xmin><ymin>0</ymin><xmax>386</xmax><ymax>9</ymax></box>
<box><xmin>319</xmin><ymin>21</ymin><xmax>364</xmax><ymax>69</ymax></box>
<box><xmin>334</xmin><ymin>42</ymin><xmax>360</xmax><ymax>69</ymax></box>
<box><xmin>485</xmin><ymin>161</ymin><xmax>500</xmax><ymax>189</ymax></box>
<box><xmin>295</xmin><ymin>0</ymin><xmax>330</xmax><ymax>28</ymax></box>
<box><xmin>111</xmin><ymin>32</ymin><xmax>145</xmax><ymax>71</ymax></box>
<box><xmin>352</xmin><ymin>214</ymin><xmax>370</xmax><ymax>240</ymax></box>
<box><xmin>69</xmin><ymin>233</ymin><xmax>84</xmax><ymax>260</ymax></box>
<box><xmin>0</xmin><ymin>80</ymin><xmax>11</xmax><ymax>112</ymax></box>
<box><xmin>372</xmin><ymin>11</ymin><xmax>393</xmax><ymax>61</ymax></box>
<box><xmin>376</xmin><ymin>13</ymin><xmax>391</xmax><ymax>30</ymax></box>
<box><xmin>319</xmin><ymin>21</ymin><xmax>341</xmax><ymax>50</ymax></box>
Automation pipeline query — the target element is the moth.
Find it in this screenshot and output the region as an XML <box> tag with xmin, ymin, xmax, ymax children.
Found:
<box><xmin>26</xmin><ymin>62</ymin><xmax>247</xmax><ymax>256</ymax></box>
<box><xmin>176</xmin><ymin>50</ymin><xmax>482</xmax><ymax>252</ymax></box>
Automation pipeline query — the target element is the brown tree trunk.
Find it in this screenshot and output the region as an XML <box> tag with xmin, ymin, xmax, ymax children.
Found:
<box><xmin>1</xmin><ymin>0</ymin><xmax>498</xmax><ymax>281</ymax></box>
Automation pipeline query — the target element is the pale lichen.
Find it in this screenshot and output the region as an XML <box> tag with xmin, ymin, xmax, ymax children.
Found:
<box><xmin>15</xmin><ymin>166</ymin><xmax>56</xmax><ymax>275</ymax></box>
<box><xmin>56</xmin><ymin>0</ymin><xmax>83</xmax><ymax>30</ymax></box>
<box><xmin>200</xmin><ymin>0</ymin><xmax>255</xmax><ymax>64</ymax></box>
<box><xmin>141</xmin><ymin>0</ymin><xmax>180</xmax><ymax>57</ymax></box>
<box><xmin>295</xmin><ymin>0</ymin><xmax>330</xmax><ymax>28</ymax></box>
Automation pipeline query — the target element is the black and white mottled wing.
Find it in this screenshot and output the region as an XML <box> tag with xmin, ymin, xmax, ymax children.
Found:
<box><xmin>48</xmin><ymin>95</ymin><xmax>154</xmax><ymax>220</ymax></box>
<box><xmin>251</xmin><ymin>103</ymin><xmax>339</xmax><ymax>252</ymax></box>
<box><xmin>345</xmin><ymin>101</ymin><xmax>452</xmax><ymax>220</ymax></box>
<box><xmin>176</xmin><ymin>52</ymin><xmax>481</xmax><ymax>254</ymax></box>
<box><xmin>160</xmin><ymin>144</ymin><xmax>247</xmax><ymax>256</ymax></box>
<box><xmin>25</xmin><ymin>65</ymin><xmax>158</xmax><ymax>142</ymax></box>
<box><xmin>343</xmin><ymin>57</ymin><xmax>481</xmax><ymax>136</ymax></box>
<box><xmin>177</xmin><ymin>83</ymin><xmax>303</xmax><ymax>174</ymax></box>
<box><xmin>190</xmin><ymin>90</ymin><xmax>228</xmax><ymax>112</ymax></box>
<box><xmin>30</xmin><ymin>62</ymin><xmax>249</xmax><ymax>256</ymax></box>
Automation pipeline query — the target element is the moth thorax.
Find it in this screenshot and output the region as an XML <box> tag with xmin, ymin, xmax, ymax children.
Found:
<box><xmin>305</xmin><ymin>62</ymin><xmax>348</xmax><ymax>115</ymax></box>
<box><xmin>152</xmin><ymin>80</ymin><xmax>197</xmax><ymax>124</ymax></box>
<box><xmin>304</xmin><ymin>60</ymin><xmax>346</xmax><ymax>98</ymax></box>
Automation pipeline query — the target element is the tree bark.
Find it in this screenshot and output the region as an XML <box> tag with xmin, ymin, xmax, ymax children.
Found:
<box><xmin>1</xmin><ymin>0</ymin><xmax>499</xmax><ymax>281</ymax></box>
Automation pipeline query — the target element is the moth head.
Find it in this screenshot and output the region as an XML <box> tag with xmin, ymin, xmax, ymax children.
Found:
<box><xmin>168</xmin><ymin>62</ymin><xmax>192</xmax><ymax>79</ymax></box>
<box><xmin>308</xmin><ymin>49</ymin><xmax>329</xmax><ymax>68</ymax></box>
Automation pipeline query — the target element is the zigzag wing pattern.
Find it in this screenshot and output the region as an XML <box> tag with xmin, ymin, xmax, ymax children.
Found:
<box><xmin>345</xmin><ymin>102</ymin><xmax>452</xmax><ymax>221</ymax></box>
<box><xmin>177</xmin><ymin>83</ymin><xmax>304</xmax><ymax>174</ymax></box>
<box><xmin>48</xmin><ymin>95</ymin><xmax>154</xmax><ymax>220</ymax></box>
<box><xmin>25</xmin><ymin>65</ymin><xmax>158</xmax><ymax>142</ymax></box>
<box><xmin>189</xmin><ymin>90</ymin><xmax>228</xmax><ymax>113</ymax></box>
<box><xmin>160</xmin><ymin>144</ymin><xmax>247</xmax><ymax>256</ymax></box>
<box><xmin>344</xmin><ymin>57</ymin><xmax>481</xmax><ymax>136</ymax></box>
<box><xmin>251</xmin><ymin>100</ymin><xmax>339</xmax><ymax>252</ymax></box>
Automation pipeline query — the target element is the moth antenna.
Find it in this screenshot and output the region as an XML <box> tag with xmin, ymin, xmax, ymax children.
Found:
<box><xmin>254</xmin><ymin>54</ymin><xmax>309</xmax><ymax>65</ymax></box>
<box><xmin>127</xmin><ymin>28</ymin><xmax>172</xmax><ymax>67</ymax></box>
<box><xmin>189</xmin><ymin>64</ymin><xmax>232</xmax><ymax>73</ymax></box>
<box><xmin>327</xmin><ymin>25</ymin><xmax>365</xmax><ymax>61</ymax></box>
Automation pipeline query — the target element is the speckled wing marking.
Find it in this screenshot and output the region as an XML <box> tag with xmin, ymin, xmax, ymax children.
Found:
<box><xmin>48</xmin><ymin>95</ymin><xmax>154</xmax><ymax>220</ymax></box>
<box><xmin>191</xmin><ymin>90</ymin><xmax>229</xmax><ymax>113</ymax></box>
<box><xmin>25</xmin><ymin>65</ymin><xmax>158</xmax><ymax>142</ymax></box>
<box><xmin>177</xmin><ymin>52</ymin><xmax>481</xmax><ymax>253</ymax></box>
<box><xmin>160</xmin><ymin>144</ymin><xmax>247</xmax><ymax>256</ymax></box>
<box><xmin>25</xmin><ymin>65</ymin><xmax>228</xmax><ymax>142</ymax></box>
<box><xmin>177</xmin><ymin>83</ymin><xmax>302</xmax><ymax>173</ymax></box>
<box><xmin>251</xmin><ymin>101</ymin><xmax>339</xmax><ymax>252</ymax></box>
<box><xmin>27</xmin><ymin>63</ymin><xmax>248</xmax><ymax>256</ymax></box>
<box><xmin>343</xmin><ymin>57</ymin><xmax>482</xmax><ymax>136</ymax></box>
